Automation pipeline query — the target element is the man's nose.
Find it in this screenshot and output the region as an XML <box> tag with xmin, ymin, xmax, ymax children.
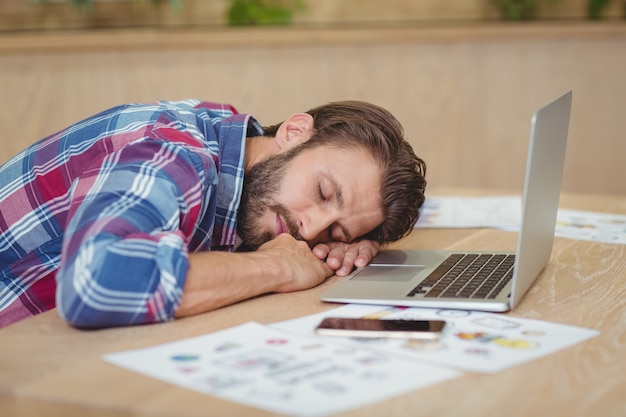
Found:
<box><xmin>299</xmin><ymin>211</ymin><xmax>333</xmax><ymax>247</ymax></box>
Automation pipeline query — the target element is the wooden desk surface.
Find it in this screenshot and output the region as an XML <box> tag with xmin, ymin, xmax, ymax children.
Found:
<box><xmin>1</xmin><ymin>190</ymin><xmax>625</xmax><ymax>417</ymax></box>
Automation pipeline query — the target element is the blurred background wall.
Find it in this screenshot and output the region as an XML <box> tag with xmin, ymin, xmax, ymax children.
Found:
<box><xmin>1</xmin><ymin>0</ymin><xmax>625</xmax><ymax>30</ymax></box>
<box><xmin>1</xmin><ymin>0</ymin><xmax>625</xmax><ymax>195</ymax></box>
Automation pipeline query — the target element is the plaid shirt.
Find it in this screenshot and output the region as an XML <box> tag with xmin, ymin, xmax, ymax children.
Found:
<box><xmin>0</xmin><ymin>100</ymin><xmax>261</xmax><ymax>328</ymax></box>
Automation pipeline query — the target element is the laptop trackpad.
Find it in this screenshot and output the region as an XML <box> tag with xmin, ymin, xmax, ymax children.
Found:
<box><xmin>349</xmin><ymin>265</ymin><xmax>424</xmax><ymax>282</ymax></box>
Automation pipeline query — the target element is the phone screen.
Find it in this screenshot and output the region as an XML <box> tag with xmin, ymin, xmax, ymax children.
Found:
<box><xmin>315</xmin><ymin>317</ymin><xmax>446</xmax><ymax>339</ymax></box>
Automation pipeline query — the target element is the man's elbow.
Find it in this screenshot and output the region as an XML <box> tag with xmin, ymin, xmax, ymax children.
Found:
<box><xmin>56</xmin><ymin>293</ymin><xmax>110</xmax><ymax>329</ymax></box>
<box><xmin>56</xmin><ymin>287</ymin><xmax>148</xmax><ymax>329</ymax></box>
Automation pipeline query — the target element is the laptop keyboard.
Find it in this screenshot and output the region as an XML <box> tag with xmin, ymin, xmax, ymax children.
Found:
<box><xmin>407</xmin><ymin>253</ymin><xmax>515</xmax><ymax>299</ymax></box>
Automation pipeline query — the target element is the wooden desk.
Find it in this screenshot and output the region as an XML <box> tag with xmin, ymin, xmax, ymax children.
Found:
<box><xmin>1</xmin><ymin>190</ymin><xmax>625</xmax><ymax>417</ymax></box>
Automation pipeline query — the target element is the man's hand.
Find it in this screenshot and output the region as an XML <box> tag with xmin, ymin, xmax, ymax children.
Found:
<box><xmin>257</xmin><ymin>234</ymin><xmax>334</xmax><ymax>292</ymax></box>
<box><xmin>312</xmin><ymin>240</ymin><xmax>381</xmax><ymax>277</ymax></box>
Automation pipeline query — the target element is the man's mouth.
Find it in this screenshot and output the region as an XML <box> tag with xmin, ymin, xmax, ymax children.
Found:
<box><xmin>276</xmin><ymin>214</ymin><xmax>288</xmax><ymax>236</ymax></box>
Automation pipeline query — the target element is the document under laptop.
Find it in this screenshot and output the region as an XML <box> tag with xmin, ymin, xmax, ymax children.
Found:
<box><xmin>321</xmin><ymin>91</ymin><xmax>572</xmax><ymax>312</ymax></box>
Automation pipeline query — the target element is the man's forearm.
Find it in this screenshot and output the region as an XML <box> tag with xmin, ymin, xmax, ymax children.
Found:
<box><xmin>174</xmin><ymin>251</ymin><xmax>286</xmax><ymax>317</ymax></box>
<box><xmin>175</xmin><ymin>234</ymin><xmax>334</xmax><ymax>318</ymax></box>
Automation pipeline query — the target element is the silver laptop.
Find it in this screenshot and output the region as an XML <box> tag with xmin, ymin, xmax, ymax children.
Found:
<box><xmin>321</xmin><ymin>91</ymin><xmax>572</xmax><ymax>312</ymax></box>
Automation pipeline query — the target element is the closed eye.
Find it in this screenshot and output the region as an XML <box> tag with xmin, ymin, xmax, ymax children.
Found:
<box><xmin>318</xmin><ymin>183</ymin><xmax>328</xmax><ymax>202</ymax></box>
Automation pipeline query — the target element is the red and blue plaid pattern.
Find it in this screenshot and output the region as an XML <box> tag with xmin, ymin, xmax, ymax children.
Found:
<box><xmin>0</xmin><ymin>100</ymin><xmax>259</xmax><ymax>328</ymax></box>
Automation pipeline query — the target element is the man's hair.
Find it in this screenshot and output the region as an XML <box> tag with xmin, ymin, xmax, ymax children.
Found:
<box><xmin>263</xmin><ymin>100</ymin><xmax>427</xmax><ymax>244</ymax></box>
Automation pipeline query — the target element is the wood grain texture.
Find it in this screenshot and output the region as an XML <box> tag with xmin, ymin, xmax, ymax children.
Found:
<box><xmin>0</xmin><ymin>189</ymin><xmax>624</xmax><ymax>417</ymax></box>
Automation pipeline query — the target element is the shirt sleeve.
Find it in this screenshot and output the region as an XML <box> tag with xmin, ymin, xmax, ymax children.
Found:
<box><xmin>56</xmin><ymin>138</ymin><xmax>213</xmax><ymax>329</ymax></box>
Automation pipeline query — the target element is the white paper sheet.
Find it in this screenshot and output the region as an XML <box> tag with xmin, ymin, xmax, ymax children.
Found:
<box><xmin>415</xmin><ymin>196</ymin><xmax>522</xmax><ymax>229</ymax></box>
<box><xmin>414</xmin><ymin>196</ymin><xmax>626</xmax><ymax>244</ymax></box>
<box><xmin>272</xmin><ymin>305</ymin><xmax>599</xmax><ymax>374</ymax></box>
<box><xmin>555</xmin><ymin>208</ymin><xmax>626</xmax><ymax>245</ymax></box>
<box><xmin>104</xmin><ymin>322</ymin><xmax>459</xmax><ymax>417</ymax></box>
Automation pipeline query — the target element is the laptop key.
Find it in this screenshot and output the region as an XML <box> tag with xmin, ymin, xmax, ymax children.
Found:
<box><xmin>415</xmin><ymin>253</ymin><xmax>516</xmax><ymax>299</ymax></box>
<box><xmin>406</xmin><ymin>254</ymin><xmax>464</xmax><ymax>296</ymax></box>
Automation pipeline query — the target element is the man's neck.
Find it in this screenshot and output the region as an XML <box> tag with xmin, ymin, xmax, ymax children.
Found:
<box><xmin>244</xmin><ymin>136</ymin><xmax>279</xmax><ymax>173</ymax></box>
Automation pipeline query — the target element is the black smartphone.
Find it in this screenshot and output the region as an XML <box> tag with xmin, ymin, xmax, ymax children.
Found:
<box><xmin>315</xmin><ymin>317</ymin><xmax>446</xmax><ymax>340</ymax></box>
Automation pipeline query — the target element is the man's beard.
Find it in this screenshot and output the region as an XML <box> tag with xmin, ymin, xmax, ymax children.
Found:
<box><xmin>237</xmin><ymin>149</ymin><xmax>300</xmax><ymax>250</ymax></box>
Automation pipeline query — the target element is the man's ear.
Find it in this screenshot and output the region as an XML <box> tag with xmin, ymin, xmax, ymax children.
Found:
<box><xmin>274</xmin><ymin>113</ymin><xmax>315</xmax><ymax>152</ymax></box>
